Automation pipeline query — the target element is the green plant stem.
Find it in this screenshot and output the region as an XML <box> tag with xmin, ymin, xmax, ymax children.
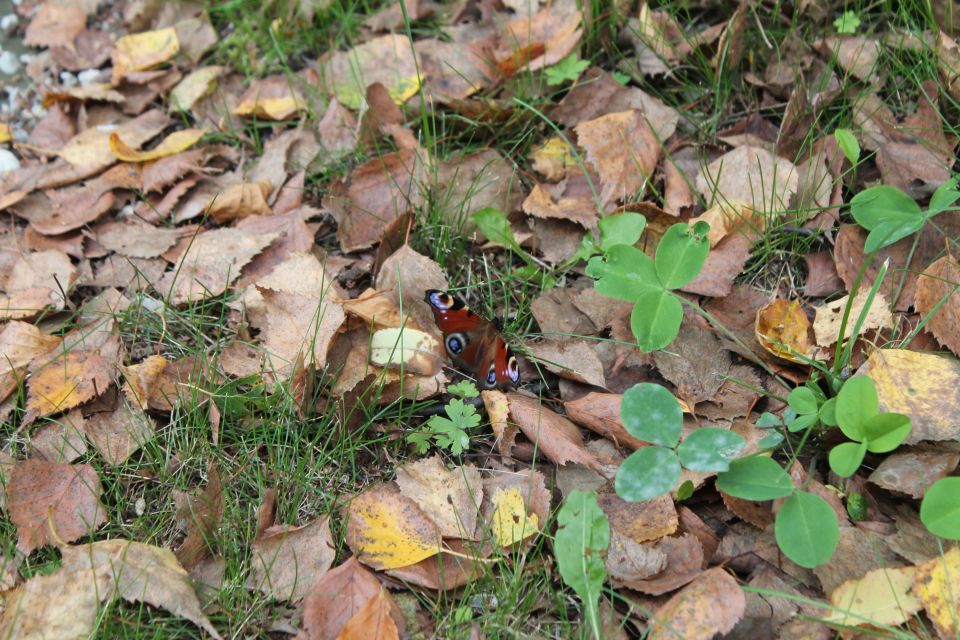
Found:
<box><xmin>838</xmin><ymin>257</ymin><xmax>888</xmax><ymax>369</ymax></box>
<box><xmin>831</xmin><ymin>249</ymin><xmax>878</xmax><ymax>382</ymax></box>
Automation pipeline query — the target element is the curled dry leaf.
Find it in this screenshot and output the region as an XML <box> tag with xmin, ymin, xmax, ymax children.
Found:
<box><xmin>599</xmin><ymin>493</ymin><xmax>678</xmax><ymax>543</ymax></box>
<box><xmin>345</xmin><ymin>483</ymin><xmax>441</xmax><ymax>571</ymax></box>
<box><xmin>249</xmin><ymin>517</ymin><xmax>335</xmax><ymax>602</ymax></box>
<box><xmin>506</xmin><ymin>393</ymin><xmax>603</xmax><ymax>470</ymax></box>
<box><xmin>617</xmin><ymin>533</ymin><xmax>704</xmax><ymax>595</ymax></box>
<box><xmin>755</xmin><ymin>299</ymin><xmax>812</xmax><ymax>364</ymax></box>
<box><xmin>59</xmin><ymin>108</ymin><xmax>170</xmax><ymax>169</ymax></box>
<box><xmin>6</xmin><ymin>459</ymin><xmax>107</xmax><ymax>554</ymax></box>
<box><xmin>647</xmin><ymin>568</ymin><xmax>746</xmax><ymax>640</ymax></box>
<box><xmin>301</xmin><ymin>557</ymin><xmax>405</xmax><ymax>640</ymax></box>
<box><xmin>482</xmin><ymin>388</ymin><xmax>517</xmax><ymax>456</ymax></box>
<box><xmin>395</xmin><ymin>455</ymin><xmax>483</xmax><ymax>539</ymax></box>
<box><xmin>606</xmin><ymin>529</ymin><xmax>668</xmax><ymax>582</ymax></box>
<box><xmin>860</xmin><ymin>349</ymin><xmax>960</xmax><ymax>444</ymax></box>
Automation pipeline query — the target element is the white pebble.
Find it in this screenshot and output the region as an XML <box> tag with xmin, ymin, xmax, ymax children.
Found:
<box><xmin>59</xmin><ymin>71</ymin><xmax>77</xmax><ymax>87</ymax></box>
<box><xmin>0</xmin><ymin>14</ymin><xmax>18</xmax><ymax>33</ymax></box>
<box><xmin>0</xmin><ymin>149</ymin><xmax>20</xmax><ymax>174</ymax></box>
<box><xmin>77</xmin><ymin>68</ymin><xmax>105</xmax><ymax>86</ymax></box>
<box><xmin>0</xmin><ymin>50</ymin><xmax>19</xmax><ymax>75</ymax></box>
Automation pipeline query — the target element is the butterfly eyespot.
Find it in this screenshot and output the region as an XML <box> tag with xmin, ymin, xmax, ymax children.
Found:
<box><xmin>445</xmin><ymin>333</ymin><xmax>466</xmax><ymax>355</ymax></box>
<box><xmin>428</xmin><ymin>291</ymin><xmax>452</xmax><ymax>309</ymax></box>
<box><xmin>486</xmin><ymin>366</ymin><xmax>497</xmax><ymax>386</ymax></box>
<box><xmin>507</xmin><ymin>356</ymin><xmax>520</xmax><ymax>383</ymax></box>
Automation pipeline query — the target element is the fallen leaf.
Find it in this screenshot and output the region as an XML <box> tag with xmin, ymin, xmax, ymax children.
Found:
<box><xmin>301</xmin><ymin>557</ymin><xmax>405</xmax><ymax>639</ymax></box>
<box><xmin>523</xmin><ymin>179</ymin><xmax>598</xmax><ymax>230</ymax></box>
<box><xmin>235</xmin><ymin>211</ymin><xmax>316</xmax><ymax>286</ymax></box>
<box><xmin>234</xmin><ymin>74</ymin><xmax>305</xmax><ymax>120</ymax></box>
<box><xmin>681</xmin><ymin>232</ymin><xmax>753</xmax><ymax>298</ymax></box>
<box><xmin>169</xmin><ymin>66</ymin><xmax>224</xmax><ymax>112</ymax></box>
<box><xmin>490</xmin><ymin>486</ymin><xmax>540</xmax><ymax>547</ymax></box>
<box><xmin>159</xmin><ymin>228</ymin><xmax>277</xmax><ymax>305</ymax></box>
<box><xmin>0</xmin><ymin>320</ymin><xmax>61</xmax><ymax>384</ymax></box>
<box><xmin>27</xmin><ymin>351</ymin><xmax>112</xmax><ymax>418</ymax></box>
<box><xmin>825</xmin><ymin>565</ymin><xmax>920</xmax><ymax>627</ymax></box>
<box><xmin>24</xmin><ymin>4</ymin><xmax>86</xmax><ymax>48</ymax></box>
<box><xmin>647</xmin><ymin>568</ymin><xmax>746</xmax><ymax>640</ymax></box>
<box><xmin>574</xmin><ymin>109</ymin><xmax>660</xmax><ymax>207</ymax></box>
<box><xmin>85</xmin><ymin>399</ymin><xmax>156</xmax><ymax>465</ymax></box>
<box><xmin>322</xmin><ymin>34</ymin><xmax>421</xmax><ymax>109</ymax></box>
<box><xmin>174</xmin><ymin>465</ymin><xmax>224</xmax><ymax>570</ymax></box>
<box><xmin>112</xmin><ymin>27</ymin><xmax>180</xmax><ymax>83</ymax></box>
<box><xmin>414</xmin><ymin>38</ymin><xmax>490</xmax><ymax>105</ymax></box>
<box><xmin>206</xmin><ymin>181</ymin><xmax>273</xmax><ymax>223</ymax></box>
<box><xmin>495</xmin><ymin>2</ymin><xmax>582</xmax><ymax>74</ymax></box>
<box><xmin>29</xmin><ymin>410</ymin><xmax>87</xmax><ymax>463</ymax></box>
<box><xmin>109</xmin><ymin>128</ymin><xmax>204</xmax><ymax>163</ymax></box>
<box><xmin>435</xmin><ymin>149</ymin><xmax>522</xmax><ymax>235</ymax></box>
<box><xmin>345</xmin><ymin>483</ymin><xmax>441</xmax><ymax>570</ymax></box>
<box><xmin>531</xmin><ymin>288</ymin><xmax>598</xmax><ymax>336</ymax></box>
<box><xmin>482</xmin><ymin>388</ymin><xmax>517</xmax><ymax>456</ymax></box>
<box><xmin>249</xmin><ymin>517</ymin><xmax>335</xmax><ymax>602</ymax></box>
<box><xmin>396</xmin><ymin>455</ymin><xmax>483</xmax><ymax>539</ymax></box>
<box><xmin>697</xmin><ymin>145</ymin><xmax>798</xmax><ymax>213</ymax></box>
<box><xmin>804</xmin><ymin>251</ymin><xmax>844</xmax><ymax>296</ymax></box>
<box><xmin>507</xmin><ymin>393</ymin><xmax>603</xmax><ymax>469</ymax></box>
<box><xmin>530</xmin><ymin>136</ymin><xmax>574</xmax><ymax>181</ymax></box>
<box><xmin>687</xmin><ymin>200</ymin><xmax>761</xmax><ymax>247</ymax></box>
<box><xmin>606</xmin><ymin>529</ymin><xmax>668</xmax><ymax>582</ymax></box>
<box><xmin>59</xmin><ymin>108</ymin><xmax>170</xmax><ymax>169</ymax></box>
<box><xmin>816</xmin><ymin>36</ymin><xmax>880</xmax><ymax>83</ymax></box>
<box><xmin>915</xmin><ymin>256</ymin><xmax>960</xmax><ymax>357</ymax></box>
<box><xmin>652</xmin><ymin>325</ymin><xmax>732</xmax><ymax>406</ymax></box>
<box><xmin>527</xmin><ymin>339</ymin><xmax>606</xmax><ymax>388</ymax></box>
<box><xmin>868</xmin><ymin>450</ymin><xmax>960</xmax><ymax>498</ymax></box>
<box><xmin>95</xmin><ymin>219</ymin><xmax>180</xmax><ymax>258</ymax></box>
<box><xmin>374</xmin><ymin>245</ymin><xmax>448</xmax><ymax>339</ymax></box>
<box><xmin>5</xmin><ymin>248</ymin><xmax>76</xmax><ymax>309</ymax></box>
<box><xmin>812</xmin><ymin>290</ymin><xmax>892</xmax><ymax>348</ymax></box>
<box><xmin>617</xmin><ymin>533</ymin><xmax>704</xmax><ymax>595</ymax></box>
<box><xmin>325</xmin><ymin>149</ymin><xmax>427</xmax><ymax>252</ymax></box>
<box><xmin>369</xmin><ymin>327</ymin><xmax>442</xmax><ymax>376</ymax></box>
<box><xmin>599</xmin><ymin>492</ymin><xmax>678</xmax><ymax>543</ymax></box>
<box><xmin>913</xmin><ymin>547</ymin><xmax>960</xmax><ymax>638</ymax></box>
<box><xmin>755</xmin><ymin>299</ymin><xmax>812</xmax><ymax>363</ymax></box>
<box><xmin>860</xmin><ymin>349</ymin><xmax>960</xmax><ymax>444</ymax></box>
<box><xmin>336</xmin><ymin>589</ymin><xmax>401</xmax><ymax>640</ymax></box>
<box><xmin>6</xmin><ymin>459</ymin><xmax>107</xmax><ymax>554</ymax></box>
<box><xmin>384</xmin><ymin>538</ymin><xmax>485</xmax><ymax>591</ymax></box>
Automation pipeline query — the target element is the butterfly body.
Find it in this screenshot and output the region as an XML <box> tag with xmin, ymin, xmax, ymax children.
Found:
<box><xmin>424</xmin><ymin>289</ymin><xmax>520</xmax><ymax>388</ymax></box>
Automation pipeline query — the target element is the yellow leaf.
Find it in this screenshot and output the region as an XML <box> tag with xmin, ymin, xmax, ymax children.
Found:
<box><xmin>491</xmin><ymin>487</ymin><xmax>539</xmax><ymax>547</ymax></box>
<box><xmin>0</xmin><ymin>123</ymin><xmax>11</xmax><ymax>143</ymax></box>
<box><xmin>860</xmin><ymin>349</ymin><xmax>960</xmax><ymax>443</ymax></box>
<box><xmin>112</xmin><ymin>27</ymin><xmax>180</xmax><ymax>82</ymax></box>
<box><xmin>109</xmin><ymin>128</ymin><xmax>204</xmax><ymax>163</ymax></box>
<box><xmin>346</xmin><ymin>485</ymin><xmax>440</xmax><ymax>570</ymax></box>
<box><xmin>27</xmin><ymin>352</ymin><xmax>113</xmax><ymax>418</ymax></box>
<box><xmin>530</xmin><ymin>136</ymin><xmax>575</xmax><ymax>181</ymax></box>
<box><xmin>169</xmin><ymin>66</ymin><xmax>224</xmax><ymax>112</ymax></box>
<box><xmin>369</xmin><ymin>327</ymin><xmax>441</xmax><ymax>376</ymax></box>
<box><xmin>824</xmin><ymin>566</ymin><xmax>921</xmax><ymax>627</ymax></box>
<box><xmin>755</xmin><ymin>299</ymin><xmax>812</xmax><ymax>364</ymax></box>
<box><xmin>913</xmin><ymin>547</ymin><xmax>960</xmax><ymax>637</ymax></box>
<box><xmin>688</xmin><ymin>200</ymin><xmax>759</xmax><ymax>247</ymax></box>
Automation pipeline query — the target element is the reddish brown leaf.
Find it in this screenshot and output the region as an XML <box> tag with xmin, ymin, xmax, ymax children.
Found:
<box><xmin>506</xmin><ymin>393</ymin><xmax>603</xmax><ymax>470</ymax></box>
<box><xmin>302</xmin><ymin>557</ymin><xmax>404</xmax><ymax>640</ymax></box>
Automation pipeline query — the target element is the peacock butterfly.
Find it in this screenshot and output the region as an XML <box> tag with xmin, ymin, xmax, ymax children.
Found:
<box><xmin>424</xmin><ymin>289</ymin><xmax>520</xmax><ymax>388</ymax></box>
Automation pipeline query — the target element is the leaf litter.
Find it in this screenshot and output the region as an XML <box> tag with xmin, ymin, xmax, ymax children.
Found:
<box><xmin>1</xmin><ymin>0</ymin><xmax>960</xmax><ymax>637</ymax></box>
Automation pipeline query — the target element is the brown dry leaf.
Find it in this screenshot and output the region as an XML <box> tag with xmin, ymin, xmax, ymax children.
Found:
<box><xmin>574</xmin><ymin>109</ymin><xmax>660</xmax><ymax>207</ymax></box>
<box><xmin>6</xmin><ymin>248</ymin><xmax>76</xmax><ymax>308</ymax></box>
<box><xmin>85</xmin><ymin>399</ymin><xmax>156</xmax><ymax>465</ymax></box>
<box><xmin>812</xmin><ymin>525</ymin><xmax>903</xmax><ymax>596</ymax></box>
<box><xmin>59</xmin><ymin>109</ymin><xmax>170</xmax><ymax>169</ymax></box>
<box><xmin>687</xmin><ymin>200</ymin><xmax>761</xmax><ymax>247</ymax></box>
<box><xmin>812</xmin><ymin>290</ymin><xmax>892</xmax><ymax>348</ymax></box>
<box><xmin>301</xmin><ymin>557</ymin><xmax>405</xmax><ymax>640</ymax></box>
<box><xmin>913</xmin><ymin>547</ymin><xmax>960</xmax><ymax>638</ymax></box>
<box><xmin>531</xmin><ymin>288</ymin><xmax>598</xmax><ymax>336</ymax></box>
<box><xmin>860</xmin><ymin>349</ymin><xmax>960</xmax><ymax>444</ymax></box>
<box><xmin>0</xmin><ymin>287</ymin><xmax>61</xmax><ymax>321</ymax></box>
<box><xmin>14</xmin><ymin>184</ymin><xmax>117</xmax><ymax>237</ymax></box>
<box><xmin>249</xmin><ymin>517</ymin><xmax>335</xmax><ymax>602</ymax></box>
<box><xmin>234</xmin><ymin>75</ymin><xmax>305</xmax><ymax>120</ymax></box>
<box><xmin>248</xmin><ymin>127</ymin><xmax>321</xmax><ymax>198</ymax></box>
<box><xmin>482</xmin><ymin>389</ymin><xmax>517</xmax><ymax>456</ymax></box>
<box><xmin>755</xmin><ymin>299</ymin><xmax>812</xmax><ymax>364</ymax></box>
<box><xmin>326</xmin><ymin>149</ymin><xmax>427</xmax><ymax>252</ymax></box>
<box><xmin>495</xmin><ymin>2</ymin><xmax>582</xmax><ymax>74</ymax></box>
<box><xmin>234</xmin><ymin>211</ymin><xmax>317</xmax><ymax>287</ymax></box>
<box><xmin>652</xmin><ymin>325</ymin><xmax>732</xmax><ymax>406</ymax></box>
<box><xmin>507</xmin><ymin>393</ymin><xmax>603</xmax><ymax>470</ymax></box>
<box><xmin>527</xmin><ymin>339</ymin><xmax>606</xmax><ymax>388</ymax></box>
<box><xmin>915</xmin><ymin>256</ymin><xmax>960</xmax><ymax>356</ymax></box>
<box><xmin>95</xmin><ymin>219</ymin><xmax>179</xmax><ymax>258</ymax></box>
<box><xmin>530</xmin><ymin>136</ymin><xmax>574</xmax><ymax>182</ymax></box>
<box><xmin>868</xmin><ymin>450</ymin><xmax>960</xmax><ymax>498</ymax></box>
<box><xmin>804</xmin><ymin>251</ymin><xmax>844</xmax><ymax>296</ymax></box>
<box><xmin>647</xmin><ymin>568</ymin><xmax>746</xmax><ymax>640</ymax></box>
<box><xmin>0</xmin><ymin>318</ymin><xmax>61</xmax><ymax>375</ymax></box>
<box><xmin>206</xmin><ymin>181</ymin><xmax>273</xmax><ymax>223</ymax></box>
<box><xmin>600</xmin><ymin>492</ymin><xmax>678</xmax><ymax>543</ymax></box>
<box><xmin>345</xmin><ymin>483</ymin><xmax>441</xmax><ymax>571</ymax></box>
<box><xmin>257</xmin><ymin>284</ymin><xmax>345</xmax><ymax>381</ymax></box>
<box><xmin>617</xmin><ymin>533</ymin><xmax>704</xmax><ymax>595</ymax></box>
<box><xmin>681</xmin><ymin>233</ymin><xmax>754</xmax><ymax>298</ymax></box>
<box><xmin>111</xmin><ymin>27</ymin><xmax>180</xmax><ymax>83</ymax></box>
<box><xmin>606</xmin><ymin>529</ymin><xmax>668</xmax><ymax>582</ymax></box>
<box><xmin>171</xmin><ymin>464</ymin><xmax>224</xmax><ymax>571</ymax></box>
<box><xmin>322</xmin><ymin>34</ymin><xmax>421</xmax><ymax>110</ymax></box>
<box><xmin>435</xmin><ymin>149</ymin><xmax>522</xmax><ymax>236</ymax></box>
<box><xmin>26</xmin><ymin>351</ymin><xmax>112</xmax><ymax>419</ymax></box>
<box><xmin>816</xmin><ymin>36</ymin><xmax>880</xmax><ymax>83</ymax></box>
<box><xmin>522</xmin><ymin>182</ymin><xmax>598</xmax><ymax>229</ymax></box>
<box><xmin>383</xmin><ymin>538</ymin><xmax>485</xmax><ymax>591</ymax></box>
<box><xmin>109</xmin><ymin>128</ymin><xmax>204</xmax><ymax>163</ymax></box>
<box><xmin>317</xmin><ymin>98</ymin><xmax>359</xmax><ymax>162</ymax></box>
<box><xmin>825</xmin><ymin>565</ymin><xmax>920</xmax><ymax>628</ymax></box>
<box><xmin>6</xmin><ymin>459</ymin><xmax>107</xmax><ymax>554</ymax></box>
<box><xmin>564</xmin><ymin>392</ymin><xmax>647</xmax><ymax>450</ymax></box>
<box><xmin>29</xmin><ymin>410</ymin><xmax>87</xmax><ymax>463</ymax></box>
<box><xmin>374</xmin><ymin>244</ymin><xmax>448</xmax><ymax>339</ymax></box>
<box><xmin>336</xmin><ymin>589</ymin><xmax>401</xmax><ymax>640</ymax></box>
<box><xmin>24</xmin><ymin>3</ymin><xmax>86</xmax><ymax>47</ymax></box>
<box><xmin>395</xmin><ymin>455</ymin><xmax>483</xmax><ymax>539</ymax></box>
<box><xmin>697</xmin><ymin>145</ymin><xmax>798</xmax><ymax>213</ymax></box>
<box><xmin>159</xmin><ymin>228</ymin><xmax>277</xmax><ymax>305</ymax></box>
<box><xmin>415</xmin><ymin>38</ymin><xmax>490</xmax><ymax>105</ymax></box>
<box><xmin>341</xmin><ymin>289</ymin><xmax>407</xmax><ymax>330</ymax></box>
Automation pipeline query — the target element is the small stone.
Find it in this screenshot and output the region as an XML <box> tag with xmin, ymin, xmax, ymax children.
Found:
<box><xmin>77</xmin><ymin>68</ymin><xmax>106</xmax><ymax>86</ymax></box>
<box><xmin>0</xmin><ymin>149</ymin><xmax>21</xmax><ymax>174</ymax></box>
<box><xmin>0</xmin><ymin>14</ymin><xmax>18</xmax><ymax>34</ymax></box>
<box><xmin>0</xmin><ymin>51</ymin><xmax>19</xmax><ymax>75</ymax></box>
<box><xmin>59</xmin><ymin>71</ymin><xmax>78</xmax><ymax>87</ymax></box>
